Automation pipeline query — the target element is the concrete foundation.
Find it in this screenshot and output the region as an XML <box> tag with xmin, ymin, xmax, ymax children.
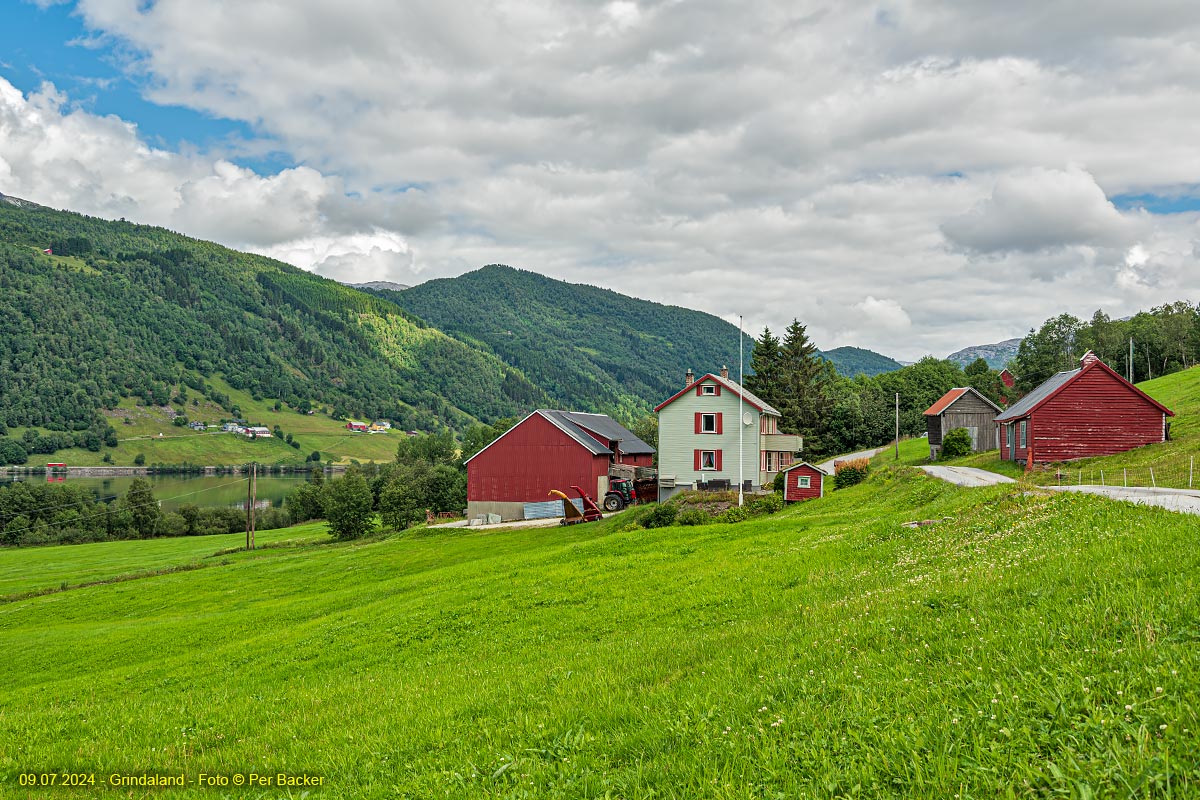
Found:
<box><xmin>465</xmin><ymin>501</ymin><xmax>527</xmax><ymax>522</ymax></box>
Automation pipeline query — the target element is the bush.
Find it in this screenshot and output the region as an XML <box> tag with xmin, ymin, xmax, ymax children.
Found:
<box><xmin>717</xmin><ymin>507</ymin><xmax>748</xmax><ymax>523</ymax></box>
<box><xmin>941</xmin><ymin>428</ymin><xmax>973</xmax><ymax>459</ymax></box>
<box><xmin>641</xmin><ymin>504</ymin><xmax>678</xmax><ymax>529</ymax></box>
<box><xmin>133</xmin><ymin>453</ymin><xmax>146</xmax><ymax>466</ymax></box>
<box><xmin>834</xmin><ymin>458</ymin><xmax>870</xmax><ymax>489</ymax></box>
<box><xmin>747</xmin><ymin>492</ymin><xmax>784</xmax><ymax>516</ymax></box>
<box><xmin>676</xmin><ymin>509</ymin><xmax>710</xmax><ymax>526</ymax></box>
<box><xmin>771</xmin><ymin>471</ymin><xmax>787</xmax><ymax>493</ymax></box>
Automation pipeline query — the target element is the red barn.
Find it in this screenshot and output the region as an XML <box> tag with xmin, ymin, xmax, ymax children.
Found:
<box><xmin>995</xmin><ymin>351</ymin><xmax>1174</xmax><ymax>468</ymax></box>
<box><xmin>781</xmin><ymin>462</ymin><xmax>828</xmax><ymax>503</ymax></box>
<box><xmin>465</xmin><ymin>410</ymin><xmax>655</xmax><ymax>521</ymax></box>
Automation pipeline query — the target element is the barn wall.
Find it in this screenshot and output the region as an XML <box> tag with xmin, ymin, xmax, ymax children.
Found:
<box><xmin>940</xmin><ymin>394</ymin><xmax>1000</xmax><ymax>451</ymax></box>
<box><xmin>1031</xmin><ymin>367</ymin><xmax>1167</xmax><ymax>462</ymax></box>
<box><xmin>468</xmin><ymin>414</ymin><xmax>609</xmax><ymax>506</ymax></box>
<box><xmin>784</xmin><ymin>466</ymin><xmax>823</xmax><ymax>502</ymax></box>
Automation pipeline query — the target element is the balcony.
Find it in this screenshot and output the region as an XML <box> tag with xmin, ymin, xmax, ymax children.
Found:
<box><xmin>760</xmin><ymin>433</ymin><xmax>802</xmax><ymax>453</ymax></box>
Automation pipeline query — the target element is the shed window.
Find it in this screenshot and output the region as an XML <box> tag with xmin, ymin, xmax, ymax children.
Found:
<box><xmin>1019</xmin><ymin>420</ymin><xmax>1027</xmax><ymax>448</ymax></box>
<box><xmin>701</xmin><ymin>384</ymin><xmax>717</xmax><ymax>396</ymax></box>
<box><xmin>797</xmin><ymin>475</ymin><xmax>811</xmax><ymax>489</ymax></box>
<box><xmin>700</xmin><ymin>450</ymin><xmax>717</xmax><ymax>470</ymax></box>
<box><xmin>701</xmin><ymin>413</ymin><xmax>717</xmax><ymax>433</ymax></box>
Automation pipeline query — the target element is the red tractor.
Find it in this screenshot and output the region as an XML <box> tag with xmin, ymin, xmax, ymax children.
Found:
<box><xmin>602</xmin><ymin>477</ymin><xmax>637</xmax><ymax>512</ymax></box>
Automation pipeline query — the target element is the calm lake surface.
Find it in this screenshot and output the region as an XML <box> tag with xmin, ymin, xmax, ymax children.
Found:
<box><xmin>0</xmin><ymin>473</ymin><xmax>311</xmax><ymax>512</ymax></box>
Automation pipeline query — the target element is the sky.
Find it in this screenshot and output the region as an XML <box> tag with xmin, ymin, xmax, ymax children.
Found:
<box><xmin>2</xmin><ymin>1</ymin><xmax>1199</xmax><ymax>361</ymax></box>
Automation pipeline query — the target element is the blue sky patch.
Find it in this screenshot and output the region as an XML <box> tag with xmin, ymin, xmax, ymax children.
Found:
<box><xmin>1111</xmin><ymin>192</ymin><xmax>1200</xmax><ymax>214</ymax></box>
<box><xmin>2</xmin><ymin>1</ymin><xmax>284</xmax><ymax>173</ymax></box>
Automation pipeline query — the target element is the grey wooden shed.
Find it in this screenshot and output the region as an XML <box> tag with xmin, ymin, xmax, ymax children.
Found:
<box><xmin>923</xmin><ymin>387</ymin><xmax>1002</xmax><ymax>458</ymax></box>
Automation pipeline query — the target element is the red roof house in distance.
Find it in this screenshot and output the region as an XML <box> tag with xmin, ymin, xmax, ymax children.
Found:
<box><xmin>781</xmin><ymin>462</ymin><xmax>828</xmax><ymax>503</ymax></box>
<box><xmin>465</xmin><ymin>410</ymin><xmax>655</xmax><ymax>521</ymax></box>
<box><xmin>995</xmin><ymin>351</ymin><xmax>1174</xmax><ymax>468</ymax></box>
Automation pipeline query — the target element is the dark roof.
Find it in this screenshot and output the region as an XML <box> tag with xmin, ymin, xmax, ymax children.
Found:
<box><xmin>781</xmin><ymin>461</ymin><xmax>828</xmax><ymax>476</ymax></box>
<box><xmin>553</xmin><ymin>411</ymin><xmax>656</xmax><ymax>455</ymax></box>
<box><xmin>463</xmin><ymin>409</ymin><xmax>654</xmax><ymax>465</ymax></box>
<box><xmin>994</xmin><ymin>369</ymin><xmax>1079</xmax><ymax>422</ymax></box>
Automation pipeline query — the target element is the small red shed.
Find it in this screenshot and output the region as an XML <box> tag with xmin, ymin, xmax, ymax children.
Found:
<box><xmin>995</xmin><ymin>351</ymin><xmax>1174</xmax><ymax>468</ymax></box>
<box><xmin>781</xmin><ymin>462</ymin><xmax>828</xmax><ymax>503</ymax></box>
<box><xmin>465</xmin><ymin>410</ymin><xmax>655</xmax><ymax>521</ymax></box>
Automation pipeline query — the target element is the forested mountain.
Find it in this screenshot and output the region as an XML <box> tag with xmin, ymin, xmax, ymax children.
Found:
<box><xmin>0</xmin><ymin>197</ymin><xmax>544</xmax><ymax>438</ymax></box>
<box><xmin>379</xmin><ymin>265</ymin><xmax>746</xmax><ymax>420</ymax></box>
<box><xmin>820</xmin><ymin>346</ymin><xmax>902</xmax><ymax>377</ymax></box>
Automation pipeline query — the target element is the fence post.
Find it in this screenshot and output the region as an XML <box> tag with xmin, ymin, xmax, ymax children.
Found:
<box><xmin>1124</xmin><ymin>468</ymin><xmax>1127</xmax><ymax>487</ymax></box>
<box><xmin>1191</xmin><ymin>456</ymin><xmax>1194</xmax><ymax>489</ymax></box>
<box><xmin>1150</xmin><ymin>467</ymin><xmax>1155</xmax><ymax>488</ymax></box>
<box><xmin>1101</xmin><ymin>470</ymin><xmax>1105</xmax><ymax>486</ymax></box>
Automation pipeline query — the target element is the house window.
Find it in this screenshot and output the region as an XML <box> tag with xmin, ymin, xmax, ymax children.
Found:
<box><xmin>1019</xmin><ymin>420</ymin><xmax>1027</xmax><ymax>449</ymax></box>
<box><xmin>797</xmin><ymin>475</ymin><xmax>811</xmax><ymax>489</ymax></box>
<box><xmin>701</xmin><ymin>413</ymin><xmax>717</xmax><ymax>433</ymax></box>
<box><xmin>765</xmin><ymin>451</ymin><xmax>776</xmax><ymax>471</ymax></box>
<box><xmin>700</xmin><ymin>450</ymin><xmax>717</xmax><ymax>470</ymax></box>
<box><xmin>701</xmin><ymin>384</ymin><xmax>716</xmax><ymax>396</ymax></box>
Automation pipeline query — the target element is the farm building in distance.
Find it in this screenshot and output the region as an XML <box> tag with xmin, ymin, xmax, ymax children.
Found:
<box><xmin>781</xmin><ymin>462</ymin><xmax>828</xmax><ymax>503</ymax></box>
<box><xmin>995</xmin><ymin>351</ymin><xmax>1174</xmax><ymax>467</ymax></box>
<box><xmin>465</xmin><ymin>410</ymin><xmax>655</xmax><ymax>521</ymax></box>
<box><xmin>923</xmin><ymin>387</ymin><xmax>1002</xmax><ymax>458</ymax></box>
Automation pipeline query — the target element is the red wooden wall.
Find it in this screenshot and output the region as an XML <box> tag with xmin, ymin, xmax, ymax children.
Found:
<box><xmin>468</xmin><ymin>414</ymin><xmax>610</xmax><ymax>503</ymax></box>
<box><xmin>783</xmin><ymin>465</ymin><xmax>823</xmax><ymax>502</ymax></box>
<box><xmin>1030</xmin><ymin>367</ymin><xmax>1167</xmax><ymax>462</ymax></box>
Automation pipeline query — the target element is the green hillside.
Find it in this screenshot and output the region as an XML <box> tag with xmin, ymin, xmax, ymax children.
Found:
<box><xmin>382</xmin><ymin>265</ymin><xmax>743</xmax><ymax>419</ymax></box>
<box><xmin>0</xmin><ymin>199</ymin><xmax>544</xmax><ymax>452</ymax></box>
<box><xmin>3</xmin><ymin>466</ymin><xmax>1196</xmax><ymax>797</ymax></box>
<box><xmin>820</xmin><ymin>345</ymin><xmax>902</xmax><ymax>377</ymax></box>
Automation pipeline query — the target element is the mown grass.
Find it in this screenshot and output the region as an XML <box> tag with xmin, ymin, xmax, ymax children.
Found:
<box><xmin>1</xmin><ymin>466</ymin><xmax>1197</xmax><ymax>798</ymax></box>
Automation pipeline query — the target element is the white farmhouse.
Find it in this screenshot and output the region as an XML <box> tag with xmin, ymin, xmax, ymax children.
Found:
<box><xmin>654</xmin><ymin>367</ymin><xmax>802</xmax><ymax>498</ymax></box>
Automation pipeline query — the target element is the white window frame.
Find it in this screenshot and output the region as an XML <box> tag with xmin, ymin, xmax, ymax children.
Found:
<box><xmin>765</xmin><ymin>451</ymin><xmax>776</xmax><ymax>471</ymax></box>
<box><xmin>700</xmin><ymin>413</ymin><xmax>717</xmax><ymax>433</ymax></box>
<box><xmin>701</xmin><ymin>384</ymin><xmax>717</xmax><ymax>396</ymax></box>
<box><xmin>700</xmin><ymin>450</ymin><xmax>717</xmax><ymax>470</ymax></box>
<box><xmin>797</xmin><ymin>475</ymin><xmax>811</xmax><ymax>488</ymax></box>
<box><xmin>1019</xmin><ymin>420</ymin><xmax>1027</xmax><ymax>449</ymax></box>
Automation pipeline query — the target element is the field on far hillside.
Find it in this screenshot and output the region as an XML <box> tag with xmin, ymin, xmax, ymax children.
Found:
<box><xmin>2</xmin><ymin>464</ymin><xmax>1197</xmax><ymax>798</ymax></box>
<box><xmin>13</xmin><ymin>375</ymin><xmax>404</xmax><ymax>467</ymax></box>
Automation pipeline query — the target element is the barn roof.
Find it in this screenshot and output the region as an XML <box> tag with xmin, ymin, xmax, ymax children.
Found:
<box><xmin>923</xmin><ymin>387</ymin><xmax>1002</xmax><ymax>416</ymax></box>
<box><xmin>462</xmin><ymin>409</ymin><xmax>654</xmax><ymax>465</ymax></box>
<box><xmin>995</xmin><ymin>358</ymin><xmax>1174</xmax><ymax>423</ymax></box>
<box><xmin>544</xmin><ymin>411</ymin><xmax>656</xmax><ymax>455</ymax></box>
<box><xmin>654</xmin><ymin>373</ymin><xmax>781</xmax><ymax>416</ymax></box>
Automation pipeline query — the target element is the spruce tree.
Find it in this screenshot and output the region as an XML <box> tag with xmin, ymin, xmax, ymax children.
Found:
<box><xmin>777</xmin><ymin>319</ymin><xmax>835</xmax><ymax>452</ymax></box>
<box><xmin>745</xmin><ymin>327</ymin><xmax>782</xmax><ymax>408</ymax></box>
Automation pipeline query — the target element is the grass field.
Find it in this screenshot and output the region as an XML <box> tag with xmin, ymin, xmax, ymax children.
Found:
<box><xmin>2</xmin><ymin>464</ymin><xmax>1198</xmax><ymax>798</ymax></box>
<box><xmin>13</xmin><ymin>375</ymin><xmax>405</xmax><ymax>467</ymax></box>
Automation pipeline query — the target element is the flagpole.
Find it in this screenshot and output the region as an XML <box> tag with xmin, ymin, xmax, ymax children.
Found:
<box><xmin>739</xmin><ymin>315</ymin><xmax>744</xmax><ymax>507</ymax></box>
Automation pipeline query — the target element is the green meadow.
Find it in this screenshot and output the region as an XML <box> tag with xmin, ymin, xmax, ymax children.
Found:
<box><xmin>2</xmin><ymin>463</ymin><xmax>1198</xmax><ymax>798</ymax></box>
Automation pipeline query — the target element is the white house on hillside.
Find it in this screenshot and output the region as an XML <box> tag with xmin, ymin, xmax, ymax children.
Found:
<box><xmin>654</xmin><ymin>367</ymin><xmax>802</xmax><ymax>498</ymax></box>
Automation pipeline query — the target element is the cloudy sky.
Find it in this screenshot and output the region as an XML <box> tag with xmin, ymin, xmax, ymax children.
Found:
<box><xmin>3</xmin><ymin>1</ymin><xmax>1199</xmax><ymax>360</ymax></box>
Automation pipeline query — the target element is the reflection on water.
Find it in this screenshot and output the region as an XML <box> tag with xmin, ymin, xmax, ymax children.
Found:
<box><xmin>0</xmin><ymin>473</ymin><xmax>313</xmax><ymax>512</ymax></box>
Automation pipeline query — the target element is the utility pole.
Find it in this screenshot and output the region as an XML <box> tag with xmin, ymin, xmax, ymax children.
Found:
<box><xmin>1128</xmin><ymin>337</ymin><xmax>1134</xmax><ymax>383</ymax></box>
<box><xmin>894</xmin><ymin>393</ymin><xmax>900</xmax><ymax>460</ymax></box>
<box><xmin>245</xmin><ymin>462</ymin><xmax>257</xmax><ymax>550</ymax></box>
<box><xmin>738</xmin><ymin>315</ymin><xmax>744</xmax><ymax>508</ymax></box>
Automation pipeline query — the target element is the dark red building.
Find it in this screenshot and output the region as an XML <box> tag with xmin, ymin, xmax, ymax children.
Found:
<box><xmin>781</xmin><ymin>462</ymin><xmax>827</xmax><ymax>503</ymax></box>
<box><xmin>995</xmin><ymin>352</ymin><xmax>1173</xmax><ymax>468</ymax></box>
<box><xmin>465</xmin><ymin>410</ymin><xmax>655</xmax><ymax>520</ymax></box>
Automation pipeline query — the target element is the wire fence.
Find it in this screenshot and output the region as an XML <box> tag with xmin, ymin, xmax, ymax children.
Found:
<box><xmin>1033</xmin><ymin>455</ymin><xmax>1198</xmax><ymax>490</ymax></box>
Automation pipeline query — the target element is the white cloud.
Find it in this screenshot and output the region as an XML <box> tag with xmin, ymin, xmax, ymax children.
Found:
<box><xmin>4</xmin><ymin>1</ymin><xmax>1200</xmax><ymax>359</ymax></box>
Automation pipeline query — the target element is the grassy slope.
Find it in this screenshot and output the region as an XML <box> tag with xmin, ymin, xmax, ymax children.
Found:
<box><xmin>19</xmin><ymin>375</ymin><xmax>403</xmax><ymax>467</ymax></box>
<box><xmin>890</xmin><ymin>367</ymin><xmax>1199</xmax><ymax>487</ymax></box>
<box><xmin>2</xmin><ymin>469</ymin><xmax>1198</xmax><ymax>798</ymax></box>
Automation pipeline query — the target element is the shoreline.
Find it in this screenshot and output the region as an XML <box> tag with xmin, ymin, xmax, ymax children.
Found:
<box><xmin>0</xmin><ymin>465</ymin><xmax>346</xmax><ymax>478</ymax></box>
